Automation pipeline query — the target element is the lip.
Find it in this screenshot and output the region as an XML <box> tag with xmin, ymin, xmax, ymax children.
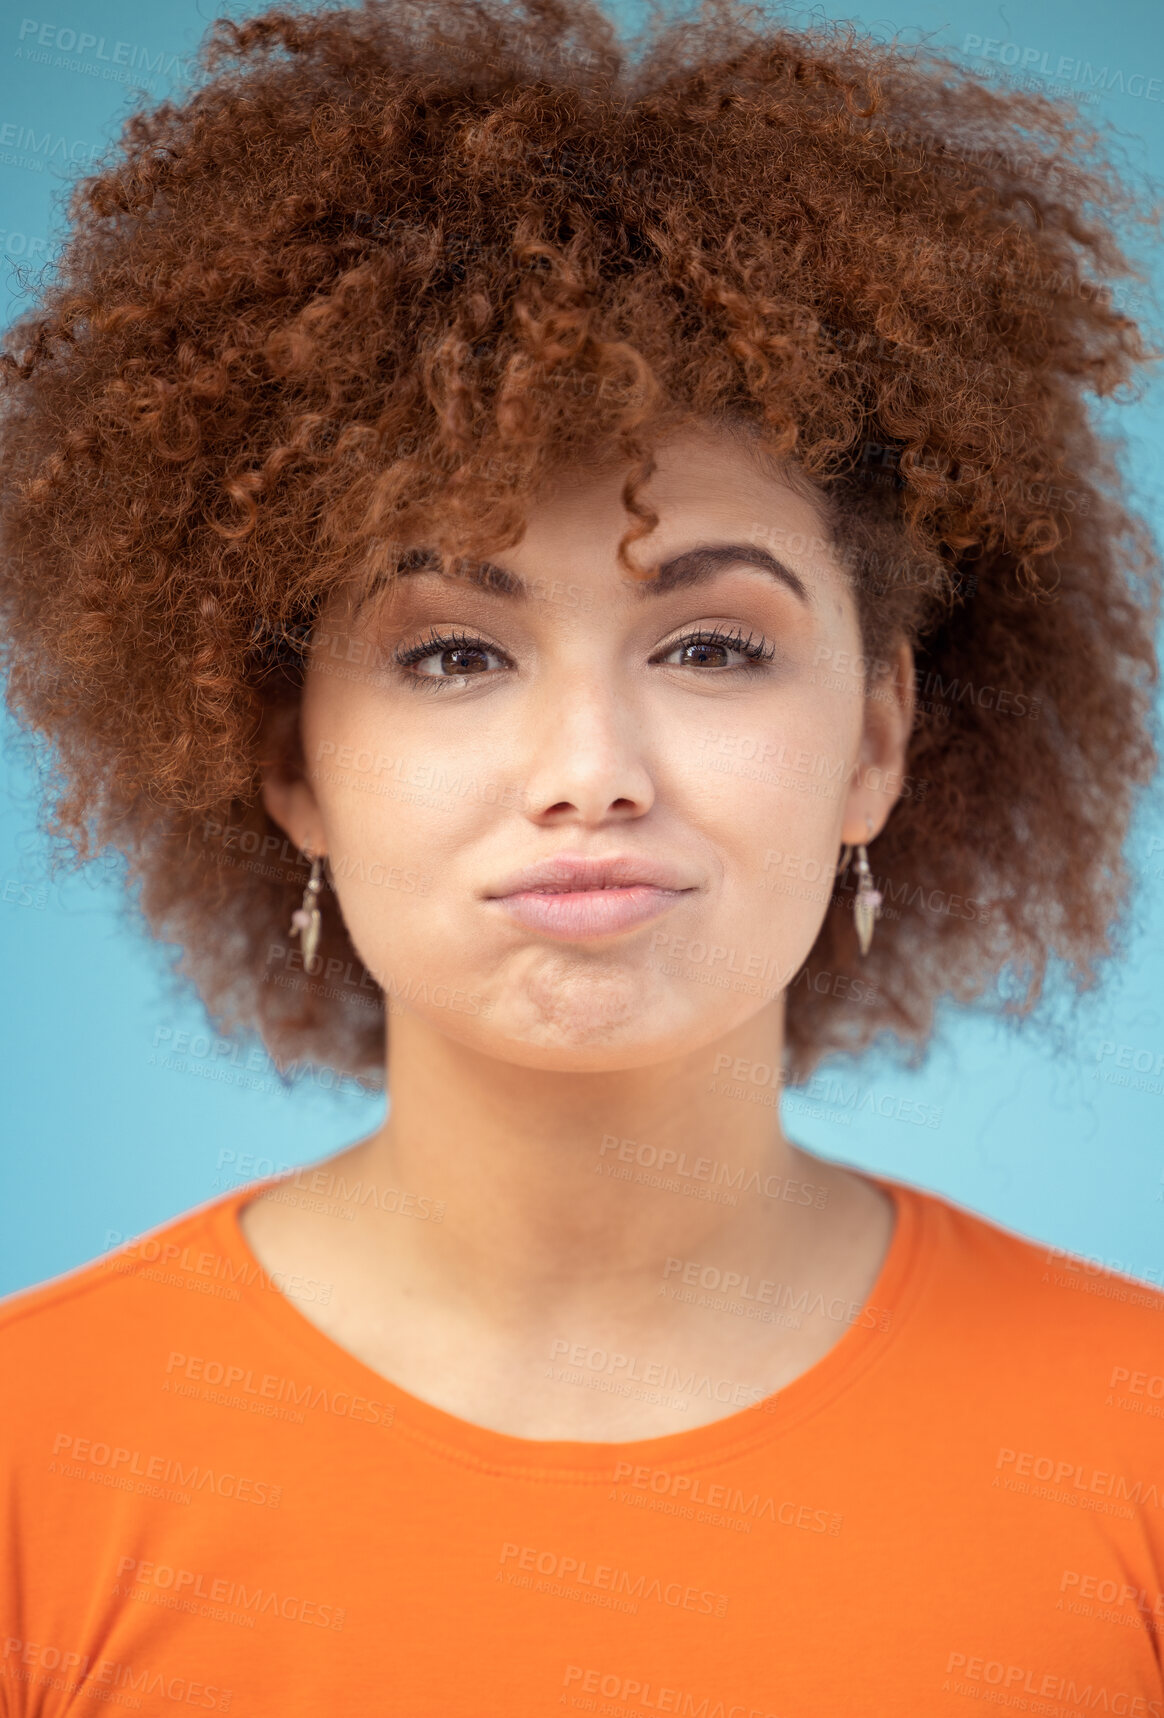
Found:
<box><xmin>485</xmin><ymin>853</ymin><xmax>695</xmax><ymax>896</ymax></box>
<box><xmin>483</xmin><ymin>853</ymin><xmax>696</xmax><ymax>942</ymax></box>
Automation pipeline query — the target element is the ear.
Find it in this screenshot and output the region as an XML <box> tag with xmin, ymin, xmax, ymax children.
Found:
<box><xmin>840</xmin><ymin>636</ymin><xmax>915</xmax><ymax>845</ymax></box>
<box><xmin>260</xmin><ymin>767</ymin><xmax>328</xmax><ymax>859</ymax></box>
<box><xmin>258</xmin><ymin>703</ymin><xmax>329</xmax><ymax>858</ymax></box>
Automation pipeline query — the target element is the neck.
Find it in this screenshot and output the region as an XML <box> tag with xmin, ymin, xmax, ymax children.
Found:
<box><xmin>238</xmin><ymin>1000</ymin><xmax>895</xmax><ymax>1439</ymax></box>
<box><xmin>345</xmin><ymin>1000</ymin><xmax>826</xmax><ymax>1316</ymax></box>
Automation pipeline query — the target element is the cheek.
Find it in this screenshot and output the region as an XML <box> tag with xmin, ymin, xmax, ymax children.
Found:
<box><xmin>310</xmin><ymin>781</ymin><xmax>451</xmax><ymax>993</ymax></box>
<box><xmin>686</xmin><ymin>693</ymin><xmax>859</xmax><ymax>941</ymax></box>
<box><xmin>680</xmin><ymin>690</ymin><xmax>857</xmax><ymax>844</ymax></box>
<box><xmin>298</xmin><ymin>676</ymin><xmax>493</xmax><ymax>967</ymax></box>
<box><xmin>310</xmin><ymin>758</ymin><xmax>470</xmax><ymax>929</ymax></box>
<box><xmin>301</xmin><ymin>669</ymin><xmax>412</xmax><ymax>836</ymax></box>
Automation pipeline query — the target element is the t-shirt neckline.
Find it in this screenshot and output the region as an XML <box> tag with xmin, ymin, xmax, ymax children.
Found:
<box><xmin>210</xmin><ymin>1167</ymin><xmax>931</xmax><ymax>1481</ymax></box>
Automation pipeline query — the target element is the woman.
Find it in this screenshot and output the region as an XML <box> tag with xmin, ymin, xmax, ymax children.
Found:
<box><xmin>1</xmin><ymin>0</ymin><xmax>1161</xmax><ymax>1707</ymax></box>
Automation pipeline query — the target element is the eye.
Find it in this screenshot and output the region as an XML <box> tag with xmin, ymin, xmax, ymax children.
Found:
<box><xmin>392</xmin><ymin>627</ymin><xmax>510</xmax><ymax>689</ymax></box>
<box><xmin>655</xmin><ymin>625</ymin><xmax>775</xmax><ymax>670</ymax></box>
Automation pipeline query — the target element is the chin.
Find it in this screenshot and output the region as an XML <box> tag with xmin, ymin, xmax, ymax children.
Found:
<box><xmin>446</xmin><ymin>986</ymin><xmax>750</xmax><ymax>1074</ymax></box>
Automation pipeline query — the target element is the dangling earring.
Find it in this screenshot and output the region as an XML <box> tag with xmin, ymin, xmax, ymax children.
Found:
<box><xmin>290</xmin><ymin>852</ymin><xmax>324</xmax><ymax>970</ymax></box>
<box><xmin>852</xmin><ymin>822</ymin><xmax>882</xmax><ymax>957</ymax></box>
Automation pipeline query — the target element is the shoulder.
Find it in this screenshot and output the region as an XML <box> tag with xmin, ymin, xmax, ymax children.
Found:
<box><xmin>0</xmin><ymin>1183</ymin><xmax>266</xmax><ymax>1419</ymax></box>
<box><xmin>902</xmin><ymin>1174</ymin><xmax>1164</xmax><ymax>1314</ymax></box>
<box><xmin>0</xmin><ymin>1186</ymin><xmax>240</xmax><ymax>1320</ymax></box>
<box><xmin>893</xmin><ymin>1174</ymin><xmax>1164</xmax><ymax>1426</ymax></box>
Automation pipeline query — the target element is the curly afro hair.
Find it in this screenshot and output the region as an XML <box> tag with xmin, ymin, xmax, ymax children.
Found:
<box><xmin>0</xmin><ymin>0</ymin><xmax>1159</xmax><ymax>1087</ymax></box>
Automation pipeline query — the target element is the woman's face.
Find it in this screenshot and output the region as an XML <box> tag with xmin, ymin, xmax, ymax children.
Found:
<box><xmin>265</xmin><ymin>425</ymin><xmax>914</xmax><ymax>1070</ymax></box>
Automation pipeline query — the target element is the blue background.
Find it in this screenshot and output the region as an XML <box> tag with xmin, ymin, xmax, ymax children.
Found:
<box><xmin>2</xmin><ymin>0</ymin><xmax>1163</xmax><ymax>1296</ymax></box>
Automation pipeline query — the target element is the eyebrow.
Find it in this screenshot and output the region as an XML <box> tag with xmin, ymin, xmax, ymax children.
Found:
<box><xmin>388</xmin><ymin>541</ymin><xmax>811</xmax><ymax>604</ymax></box>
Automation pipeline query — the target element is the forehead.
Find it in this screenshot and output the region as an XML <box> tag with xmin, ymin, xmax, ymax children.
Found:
<box><xmin>499</xmin><ymin>423</ymin><xmax>846</xmax><ymax>601</ymax></box>
<box><xmin>335</xmin><ymin>421</ymin><xmax>856</xmax><ymax>634</ymax></box>
<box><xmin>384</xmin><ymin>424</ymin><xmax>847</xmax><ymax>605</ymax></box>
<box><xmin>530</xmin><ymin>423</ymin><xmax>830</xmax><ymax>541</ymax></box>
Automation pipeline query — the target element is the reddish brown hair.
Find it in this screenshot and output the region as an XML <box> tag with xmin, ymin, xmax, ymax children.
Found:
<box><xmin>0</xmin><ymin>0</ymin><xmax>1159</xmax><ymax>1084</ymax></box>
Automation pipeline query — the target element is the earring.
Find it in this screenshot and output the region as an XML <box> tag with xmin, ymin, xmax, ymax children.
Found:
<box><xmin>852</xmin><ymin>824</ymin><xmax>882</xmax><ymax>957</ymax></box>
<box><xmin>290</xmin><ymin>852</ymin><xmax>324</xmax><ymax>970</ymax></box>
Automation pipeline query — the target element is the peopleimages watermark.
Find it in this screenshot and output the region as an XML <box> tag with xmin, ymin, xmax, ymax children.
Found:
<box><xmin>661</xmin><ymin>1255</ymin><xmax>894</xmax><ymax>1332</ymax></box>
<box><xmin>15</xmin><ymin>18</ymin><xmax>197</xmax><ymax>83</ymax></box>
<box><xmin>709</xmin><ymin>1052</ymin><xmax>943</xmax><ymax>1131</ymax></box>
<box><xmin>598</xmin><ymin>1132</ymin><xmax>829</xmax><ymax>1204</ymax></box>
<box><xmin>647</xmin><ymin>935</ymin><xmax>878</xmax><ymax>1008</ymax></box>
<box><xmin>498</xmin><ymin>1541</ymin><xmax>729</xmax><ymax>1617</ymax></box>
<box><xmin>0</xmin><ymin>876</ymin><xmax>47</xmax><ymax>909</ymax></box>
<box><xmin>994</xmin><ymin>1445</ymin><xmax>1164</xmax><ymax>1512</ymax></box>
<box><xmin>1041</xmin><ymin>1244</ymin><xmax>1164</xmax><ymax>1297</ymax></box>
<box><xmin>1092</xmin><ymin>1039</ymin><xmax>1164</xmax><ymax>1099</ymax></box>
<box><xmin>147</xmin><ymin>1022</ymin><xmax>377</xmax><ymax>1099</ymax></box>
<box><xmin>547</xmin><ymin>1337</ymin><xmax>766</xmax><ymax>1412</ymax></box>
<box><xmin>311</xmin><ymin>738</ymin><xmax>530</xmax><ymax>812</ymax></box>
<box><xmin>608</xmin><ymin>1461</ymin><xmax>844</xmax><ymax>1535</ymax></box>
<box><xmin>212</xmin><ymin>1151</ymin><xmax>445</xmax><ymax>1225</ymax></box>
<box><xmin>163</xmin><ymin>1352</ymin><xmax>395</xmax><ymax>1429</ymax></box>
<box><xmin>942</xmin><ymin>1650</ymin><xmax>1155</xmax><ymax>1710</ymax></box>
<box><xmin>113</xmin><ymin>1555</ymin><xmax>346</xmax><ymax>1632</ymax></box>
<box><xmin>960</xmin><ymin>33</ymin><xmax>1164</xmax><ymax>103</ymax></box>
<box><xmin>0</xmin><ymin>118</ymin><xmax>103</xmax><ymax>173</ymax></box>
<box><xmin>561</xmin><ymin>1662</ymin><xmax>782</xmax><ymax>1717</ymax></box>
<box><xmin>49</xmin><ymin>1431</ymin><xmax>282</xmax><ymax>1509</ymax></box>
<box><xmin>1108</xmin><ymin>1364</ymin><xmax>1164</xmax><ymax>1402</ymax></box>
<box><xmin>698</xmin><ymin>723</ymin><xmax>929</xmax><ymax>800</ymax></box>
<box><xmin>2</xmin><ymin>1635</ymin><xmax>232</xmax><ymax>1710</ymax></box>
<box><xmin>100</xmin><ymin>1227</ymin><xmax>333</xmax><ymax>1307</ymax></box>
<box><xmin>1059</xmin><ymin>1566</ymin><xmax>1164</xmax><ymax>1625</ymax></box>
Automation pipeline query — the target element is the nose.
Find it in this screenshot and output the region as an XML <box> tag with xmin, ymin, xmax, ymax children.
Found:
<box><xmin>520</xmin><ymin>669</ymin><xmax>655</xmax><ymax>827</ymax></box>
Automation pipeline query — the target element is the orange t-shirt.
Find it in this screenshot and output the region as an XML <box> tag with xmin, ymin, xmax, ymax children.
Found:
<box><xmin>3</xmin><ymin>1169</ymin><xmax>1164</xmax><ymax>1715</ymax></box>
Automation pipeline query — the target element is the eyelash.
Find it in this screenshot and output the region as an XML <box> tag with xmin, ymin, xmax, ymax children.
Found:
<box><xmin>390</xmin><ymin>624</ymin><xmax>777</xmax><ymax>691</ymax></box>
